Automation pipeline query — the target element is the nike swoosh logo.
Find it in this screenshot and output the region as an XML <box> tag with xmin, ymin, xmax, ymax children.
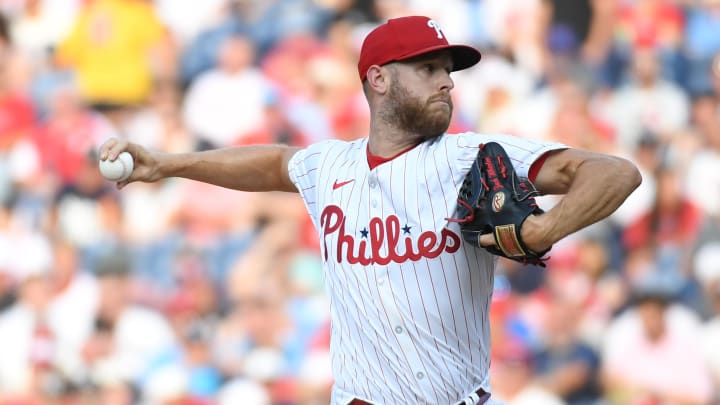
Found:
<box><xmin>332</xmin><ymin>179</ymin><xmax>355</xmax><ymax>190</ymax></box>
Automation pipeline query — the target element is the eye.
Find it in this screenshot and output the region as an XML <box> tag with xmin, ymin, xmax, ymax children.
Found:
<box><xmin>423</xmin><ymin>64</ymin><xmax>435</xmax><ymax>73</ymax></box>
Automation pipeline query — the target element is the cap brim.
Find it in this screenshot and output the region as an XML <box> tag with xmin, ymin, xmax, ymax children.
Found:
<box><xmin>394</xmin><ymin>44</ymin><xmax>481</xmax><ymax>72</ymax></box>
<box><xmin>448</xmin><ymin>45</ymin><xmax>482</xmax><ymax>72</ymax></box>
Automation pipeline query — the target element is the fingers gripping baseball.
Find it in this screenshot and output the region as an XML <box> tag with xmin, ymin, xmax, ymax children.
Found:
<box><xmin>98</xmin><ymin>138</ymin><xmax>161</xmax><ymax>188</ymax></box>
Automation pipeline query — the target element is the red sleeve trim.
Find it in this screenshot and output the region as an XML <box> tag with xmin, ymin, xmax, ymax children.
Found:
<box><xmin>529</xmin><ymin>151</ymin><xmax>553</xmax><ymax>183</ymax></box>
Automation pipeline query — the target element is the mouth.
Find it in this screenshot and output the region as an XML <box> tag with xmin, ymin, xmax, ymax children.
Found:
<box><xmin>428</xmin><ymin>96</ymin><xmax>452</xmax><ymax>107</ymax></box>
<box><xmin>430</xmin><ymin>99</ymin><xmax>452</xmax><ymax>108</ymax></box>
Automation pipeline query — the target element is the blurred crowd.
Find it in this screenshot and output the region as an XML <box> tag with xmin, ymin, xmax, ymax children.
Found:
<box><xmin>1</xmin><ymin>0</ymin><xmax>720</xmax><ymax>404</ymax></box>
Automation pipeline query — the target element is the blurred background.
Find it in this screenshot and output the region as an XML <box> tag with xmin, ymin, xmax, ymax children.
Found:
<box><xmin>0</xmin><ymin>0</ymin><xmax>719</xmax><ymax>404</ymax></box>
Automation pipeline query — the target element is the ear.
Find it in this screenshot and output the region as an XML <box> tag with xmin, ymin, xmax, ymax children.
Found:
<box><xmin>366</xmin><ymin>65</ymin><xmax>390</xmax><ymax>95</ymax></box>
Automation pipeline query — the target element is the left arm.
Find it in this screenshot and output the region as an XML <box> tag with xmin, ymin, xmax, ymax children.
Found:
<box><xmin>521</xmin><ymin>148</ymin><xmax>642</xmax><ymax>252</ymax></box>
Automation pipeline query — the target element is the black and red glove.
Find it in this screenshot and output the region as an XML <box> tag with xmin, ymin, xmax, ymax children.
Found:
<box><xmin>450</xmin><ymin>142</ymin><xmax>550</xmax><ymax>267</ymax></box>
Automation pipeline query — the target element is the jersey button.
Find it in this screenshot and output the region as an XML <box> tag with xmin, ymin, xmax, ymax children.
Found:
<box><xmin>394</xmin><ymin>326</ymin><xmax>403</xmax><ymax>334</ymax></box>
<box><xmin>372</xmin><ymin>200</ymin><xmax>378</xmax><ymax>207</ymax></box>
<box><xmin>378</xmin><ymin>278</ymin><xmax>385</xmax><ymax>286</ymax></box>
<box><xmin>416</xmin><ymin>371</ymin><xmax>425</xmax><ymax>380</ymax></box>
<box><xmin>369</xmin><ymin>180</ymin><xmax>377</xmax><ymax>188</ymax></box>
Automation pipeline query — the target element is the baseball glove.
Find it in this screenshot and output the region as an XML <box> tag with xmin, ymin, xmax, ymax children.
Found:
<box><xmin>449</xmin><ymin>142</ymin><xmax>550</xmax><ymax>266</ymax></box>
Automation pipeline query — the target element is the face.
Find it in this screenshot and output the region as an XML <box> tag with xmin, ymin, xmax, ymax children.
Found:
<box><xmin>379</xmin><ymin>51</ymin><xmax>455</xmax><ymax>140</ymax></box>
<box><xmin>235</xmin><ymin>291</ymin><xmax>285</xmax><ymax>345</ymax></box>
<box><xmin>632</xmin><ymin>48</ymin><xmax>659</xmax><ymax>85</ymax></box>
<box><xmin>218</xmin><ymin>35</ymin><xmax>254</xmax><ymax>73</ymax></box>
<box><xmin>98</xmin><ymin>275</ymin><xmax>131</xmax><ymax>319</ymax></box>
<box><xmin>638</xmin><ymin>298</ymin><xmax>667</xmax><ymax>342</ymax></box>
<box><xmin>656</xmin><ymin>169</ymin><xmax>681</xmax><ymax>211</ymax></box>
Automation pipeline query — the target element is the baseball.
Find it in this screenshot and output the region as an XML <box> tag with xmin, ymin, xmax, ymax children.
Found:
<box><xmin>99</xmin><ymin>151</ymin><xmax>134</xmax><ymax>181</ymax></box>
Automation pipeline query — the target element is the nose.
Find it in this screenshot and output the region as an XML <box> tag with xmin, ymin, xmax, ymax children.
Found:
<box><xmin>440</xmin><ymin>72</ymin><xmax>454</xmax><ymax>92</ymax></box>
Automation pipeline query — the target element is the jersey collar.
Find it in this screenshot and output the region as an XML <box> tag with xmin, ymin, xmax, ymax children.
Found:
<box><xmin>366</xmin><ymin>143</ymin><xmax>419</xmax><ymax>170</ymax></box>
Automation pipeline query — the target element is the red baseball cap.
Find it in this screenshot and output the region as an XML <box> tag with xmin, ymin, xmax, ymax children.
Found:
<box><xmin>358</xmin><ymin>16</ymin><xmax>481</xmax><ymax>81</ymax></box>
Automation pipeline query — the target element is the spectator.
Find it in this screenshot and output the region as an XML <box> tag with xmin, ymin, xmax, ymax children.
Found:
<box><xmin>613</xmin><ymin>0</ymin><xmax>684</xmax><ymax>82</ymax></box>
<box><xmin>511</xmin><ymin>61</ymin><xmax>596</xmax><ymax>142</ymax></box>
<box><xmin>124</xmin><ymin>81</ymin><xmax>193</xmax><ymax>153</ymax></box>
<box><xmin>545</xmin><ymin>76</ymin><xmax>614</xmax><ymax>152</ymax></box>
<box><xmin>45</xmin><ymin>240</ymin><xmax>100</xmax><ymax>379</ymax></box>
<box><xmin>178</xmin><ymin>0</ymin><xmax>330</xmax><ymax>85</ymax></box>
<box><xmin>684</xmin><ymin>0</ymin><xmax>720</xmax><ymax>94</ymax></box>
<box><xmin>89</xmin><ymin>248</ymin><xmax>177</xmax><ymax>385</ymax></box>
<box><xmin>49</xmin><ymin>151</ymin><xmax>122</xmax><ymax>268</ymax></box>
<box><xmin>601</xmin><ymin>272</ymin><xmax>713</xmax><ymax>405</ymax></box>
<box><xmin>261</xmin><ymin>34</ymin><xmax>337</xmax><ymax>142</ymax></box>
<box><xmin>684</xmin><ymin>87</ymin><xmax>720</xmax><ymax>217</ymax></box>
<box><xmin>235</xmin><ymin>94</ymin><xmax>309</xmax><ymax>146</ymax></box>
<box><xmin>0</xmin><ymin>235</ymin><xmax>55</xmax><ymax>396</ymax></box>
<box><xmin>32</xmin><ymin>79</ymin><xmax>115</xmax><ymax>185</ymax></box>
<box><xmin>8</xmin><ymin>0</ymin><xmax>75</xmax><ymax>69</ymax></box>
<box><xmin>491</xmin><ymin>338</ymin><xmax>567</xmax><ymax>405</ymax></box>
<box><xmin>82</xmin><ymin>316</ymin><xmax>136</xmax><ymax>404</ymax></box>
<box><xmin>55</xmin><ymin>0</ymin><xmax>172</xmax><ymax>109</ymax></box>
<box><xmin>214</xmin><ymin>226</ymin><xmax>327</xmax><ymax>404</ymax></box>
<box><xmin>153</xmin><ymin>0</ymin><xmax>226</xmax><ymax>48</ymax></box>
<box><xmin>569</xmin><ymin>233</ymin><xmax>630</xmax><ymax>349</ymax></box>
<box><xmin>623</xmin><ymin>162</ymin><xmax>702</xmax><ymax>286</ymax></box>
<box><xmin>477</xmin><ymin>0</ymin><xmax>548</xmax><ymax>77</ymax></box>
<box><xmin>0</xmin><ymin>46</ymin><xmax>35</xmax><ymax>152</ymax></box>
<box><xmin>542</xmin><ymin>0</ymin><xmax>594</xmax><ymax>64</ymax></box>
<box><xmin>597</xmin><ymin>47</ymin><xmax>689</xmax><ymax>151</ymax></box>
<box><xmin>453</xmin><ymin>52</ymin><xmax>534</xmax><ymax>135</ymax></box>
<box><xmin>182</xmin><ymin>33</ymin><xmax>272</xmax><ymax>149</ymax></box>
<box><xmin>534</xmin><ymin>288</ymin><xmax>602</xmax><ymax>405</ymax></box>
<box><xmin>693</xmin><ymin>228</ymin><xmax>720</xmax><ymax>320</ymax></box>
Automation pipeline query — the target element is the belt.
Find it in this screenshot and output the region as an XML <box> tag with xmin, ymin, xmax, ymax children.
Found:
<box><xmin>349</xmin><ymin>388</ymin><xmax>490</xmax><ymax>405</ymax></box>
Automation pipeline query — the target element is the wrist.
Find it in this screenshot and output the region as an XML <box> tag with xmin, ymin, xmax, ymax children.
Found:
<box><xmin>154</xmin><ymin>151</ymin><xmax>176</xmax><ymax>180</ymax></box>
<box><xmin>521</xmin><ymin>213</ymin><xmax>555</xmax><ymax>253</ymax></box>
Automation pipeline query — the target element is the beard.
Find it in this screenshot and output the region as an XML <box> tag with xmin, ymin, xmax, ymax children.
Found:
<box><xmin>380</xmin><ymin>80</ymin><xmax>453</xmax><ymax>141</ymax></box>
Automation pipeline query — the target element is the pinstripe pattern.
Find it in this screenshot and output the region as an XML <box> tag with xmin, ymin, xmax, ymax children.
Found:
<box><xmin>288</xmin><ymin>133</ymin><xmax>565</xmax><ymax>405</ymax></box>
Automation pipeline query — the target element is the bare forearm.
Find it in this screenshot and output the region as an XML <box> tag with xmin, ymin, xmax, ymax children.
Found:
<box><xmin>527</xmin><ymin>156</ymin><xmax>641</xmax><ymax>248</ymax></box>
<box><xmin>157</xmin><ymin>145</ymin><xmax>299</xmax><ymax>192</ymax></box>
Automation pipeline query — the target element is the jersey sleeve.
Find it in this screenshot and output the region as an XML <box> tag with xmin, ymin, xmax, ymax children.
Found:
<box><xmin>452</xmin><ymin>132</ymin><xmax>567</xmax><ymax>178</ymax></box>
<box><xmin>287</xmin><ymin>141</ymin><xmax>333</xmax><ymax>224</ymax></box>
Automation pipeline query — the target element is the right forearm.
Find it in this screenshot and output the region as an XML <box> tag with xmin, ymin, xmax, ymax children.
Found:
<box><xmin>157</xmin><ymin>145</ymin><xmax>299</xmax><ymax>193</ymax></box>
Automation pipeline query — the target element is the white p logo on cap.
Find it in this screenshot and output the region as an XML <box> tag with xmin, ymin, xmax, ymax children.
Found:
<box><xmin>427</xmin><ymin>20</ymin><xmax>444</xmax><ymax>40</ymax></box>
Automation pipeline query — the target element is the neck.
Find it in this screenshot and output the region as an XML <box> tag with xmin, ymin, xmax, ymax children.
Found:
<box><xmin>367</xmin><ymin>116</ymin><xmax>425</xmax><ymax>158</ymax></box>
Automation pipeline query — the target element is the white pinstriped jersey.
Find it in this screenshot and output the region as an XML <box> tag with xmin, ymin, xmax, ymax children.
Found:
<box><xmin>288</xmin><ymin>133</ymin><xmax>565</xmax><ymax>405</ymax></box>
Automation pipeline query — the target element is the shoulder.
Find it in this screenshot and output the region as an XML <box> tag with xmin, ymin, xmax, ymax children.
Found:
<box><xmin>293</xmin><ymin>138</ymin><xmax>365</xmax><ymax>160</ymax></box>
<box><xmin>435</xmin><ymin>132</ymin><xmax>483</xmax><ymax>148</ymax></box>
<box><xmin>436</xmin><ymin>131</ymin><xmax>545</xmax><ymax>148</ymax></box>
<box><xmin>287</xmin><ymin>139</ymin><xmax>365</xmax><ymax>186</ymax></box>
<box><xmin>435</xmin><ymin>132</ymin><xmax>563</xmax><ymax>156</ymax></box>
<box><xmin>418</xmin><ymin>133</ymin><xmax>482</xmax><ymax>158</ymax></box>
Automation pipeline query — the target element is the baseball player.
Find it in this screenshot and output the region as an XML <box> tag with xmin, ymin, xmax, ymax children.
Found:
<box><xmin>99</xmin><ymin>16</ymin><xmax>641</xmax><ymax>405</ymax></box>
